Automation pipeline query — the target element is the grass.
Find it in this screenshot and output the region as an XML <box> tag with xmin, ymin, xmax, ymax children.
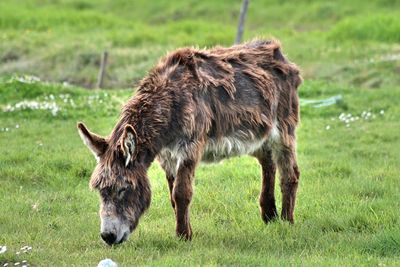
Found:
<box><xmin>1</xmin><ymin>0</ymin><xmax>400</xmax><ymax>266</ymax></box>
<box><xmin>1</xmin><ymin>0</ymin><xmax>400</xmax><ymax>88</ymax></box>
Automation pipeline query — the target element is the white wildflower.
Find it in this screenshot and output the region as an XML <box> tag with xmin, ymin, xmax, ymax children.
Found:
<box><xmin>9</xmin><ymin>75</ymin><xmax>40</xmax><ymax>84</ymax></box>
<box><xmin>69</xmin><ymin>99</ymin><xmax>76</xmax><ymax>108</ymax></box>
<box><xmin>3</xmin><ymin>100</ymin><xmax>61</xmax><ymax>116</ymax></box>
<box><xmin>0</xmin><ymin>245</ymin><xmax>6</xmax><ymax>254</ymax></box>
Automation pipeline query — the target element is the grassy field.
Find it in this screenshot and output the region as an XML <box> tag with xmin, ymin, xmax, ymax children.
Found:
<box><xmin>1</xmin><ymin>0</ymin><xmax>400</xmax><ymax>266</ymax></box>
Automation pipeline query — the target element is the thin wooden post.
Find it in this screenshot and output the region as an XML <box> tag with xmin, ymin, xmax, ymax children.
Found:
<box><xmin>235</xmin><ymin>0</ymin><xmax>250</xmax><ymax>44</ymax></box>
<box><xmin>96</xmin><ymin>51</ymin><xmax>108</xmax><ymax>89</ymax></box>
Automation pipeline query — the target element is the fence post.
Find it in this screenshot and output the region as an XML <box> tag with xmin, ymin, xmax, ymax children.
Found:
<box><xmin>235</xmin><ymin>0</ymin><xmax>250</xmax><ymax>44</ymax></box>
<box><xmin>96</xmin><ymin>51</ymin><xmax>108</xmax><ymax>89</ymax></box>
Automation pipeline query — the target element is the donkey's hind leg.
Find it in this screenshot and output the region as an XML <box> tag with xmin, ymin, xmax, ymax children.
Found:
<box><xmin>254</xmin><ymin>146</ymin><xmax>278</xmax><ymax>223</ymax></box>
<box><xmin>273</xmin><ymin>137</ymin><xmax>300</xmax><ymax>223</ymax></box>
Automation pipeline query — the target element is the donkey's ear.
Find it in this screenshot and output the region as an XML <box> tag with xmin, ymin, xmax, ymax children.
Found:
<box><xmin>120</xmin><ymin>124</ymin><xmax>137</xmax><ymax>167</ymax></box>
<box><xmin>77</xmin><ymin>122</ymin><xmax>108</xmax><ymax>160</ymax></box>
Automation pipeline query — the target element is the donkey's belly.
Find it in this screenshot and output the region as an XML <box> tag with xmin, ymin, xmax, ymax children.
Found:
<box><xmin>202</xmin><ymin>135</ymin><xmax>266</xmax><ymax>162</ymax></box>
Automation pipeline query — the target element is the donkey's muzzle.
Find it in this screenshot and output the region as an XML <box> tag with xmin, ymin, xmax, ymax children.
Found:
<box><xmin>101</xmin><ymin>232</ymin><xmax>117</xmax><ymax>245</ymax></box>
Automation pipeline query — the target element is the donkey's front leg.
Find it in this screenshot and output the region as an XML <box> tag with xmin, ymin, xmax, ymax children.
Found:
<box><xmin>166</xmin><ymin>172</ymin><xmax>176</xmax><ymax>210</ymax></box>
<box><xmin>276</xmin><ymin>143</ymin><xmax>300</xmax><ymax>223</ymax></box>
<box><xmin>158</xmin><ymin>158</ymin><xmax>177</xmax><ymax>211</ymax></box>
<box><xmin>172</xmin><ymin>159</ymin><xmax>196</xmax><ymax>240</ymax></box>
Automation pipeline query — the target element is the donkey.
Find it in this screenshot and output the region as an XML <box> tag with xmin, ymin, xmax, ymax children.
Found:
<box><xmin>77</xmin><ymin>39</ymin><xmax>302</xmax><ymax>245</ymax></box>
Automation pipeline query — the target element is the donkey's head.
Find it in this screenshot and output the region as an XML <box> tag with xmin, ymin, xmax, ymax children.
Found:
<box><xmin>77</xmin><ymin>122</ymin><xmax>151</xmax><ymax>245</ymax></box>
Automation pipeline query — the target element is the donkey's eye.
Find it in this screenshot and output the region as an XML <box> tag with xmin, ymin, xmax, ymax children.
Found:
<box><xmin>118</xmin><ymin>187</ymin><xmax>127</xmax><ymax>197</ymax></box>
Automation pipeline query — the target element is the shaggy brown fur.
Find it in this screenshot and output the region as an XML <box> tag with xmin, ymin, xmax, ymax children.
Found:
<box><xmin>78</xmin><ymin>39</ymin><xmax>302</xmax><ymax>243</ymax></box>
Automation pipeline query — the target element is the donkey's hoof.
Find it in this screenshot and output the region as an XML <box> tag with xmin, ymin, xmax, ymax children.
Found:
<box><xmin>260</xmin><ymin>201</ymin><xmax>278</xmax><ymax>224</ymax></box>
<box><xmin>281</xmin><ymin>212</ymin><xmax>295</xmax><ymax>224</ymax></box>
<box><xmin>176</xmin><ymin>226</ymin><xmax>192</xmax><ymax>241</ymax></box>
<box><xmin>261</xmin><ymin>210</ymin><xmax>278</xmax><ymax>224</ymax></box>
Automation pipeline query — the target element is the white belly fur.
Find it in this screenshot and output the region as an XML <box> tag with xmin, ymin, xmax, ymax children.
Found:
<box><xmin>158</xmin><ymin>123</ymin><xmax>281</xmax><ymax>174</ymax></box>
<box><xmin>202</xmin><ymin>136</ymin><xmax>266</xmax><ymax>162</ymax></box>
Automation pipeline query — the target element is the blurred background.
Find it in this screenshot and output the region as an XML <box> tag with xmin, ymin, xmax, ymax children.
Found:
<box><xmin>1</xmin><ymin>0</ymin><xmax>399</xmax><ymax>89</ymax></box>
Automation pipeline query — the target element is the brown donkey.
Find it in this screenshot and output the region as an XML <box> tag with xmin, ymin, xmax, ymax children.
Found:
<box><xmin>77</xmin><ymin>39</ymin><xmax>302</xmax><ymax>245</ymax></box>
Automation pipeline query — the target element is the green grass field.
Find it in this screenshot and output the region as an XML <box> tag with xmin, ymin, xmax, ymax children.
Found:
<box><xmin>1</xmin><ymin>0</ymin><xmax>400</xmax><ymax>266</ymax></box>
